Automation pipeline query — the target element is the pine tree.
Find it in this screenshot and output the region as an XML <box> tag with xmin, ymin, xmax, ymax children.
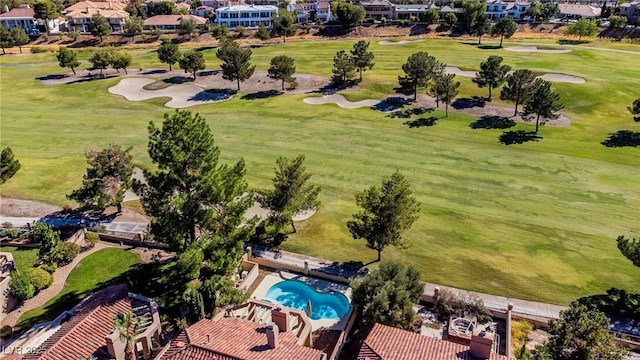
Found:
<box><xmin>9</xmin><ymin>27</ymin><xmax>29</xmax><ymax>53</ymax></box>
<box><xmin>522</xmin><ymin>80</ymin><xmax>563</xmax><ymax>133</ymax></box>
<box><xmin>472</xmin><ymin>55</ymin><xmax>511</xmax><ymax>99</ymax></box>
<box><xmin>0</xmin><ymin>146</ymin><xmax>21</xmax><ymax>185</ymax></box>
<box><xmin>56</xmin><ymin>47</ymin><xmax>81</xmax><ymax>75</ymax></box>
<box><xmin>272</xmin><ymin>9</ymin><xmax>295</xmax><ymax>43</ymax></box>
<box><xmin>157</xmin><ymin>39</ymin><xmax>180</xmax><ymax>71</ymax></box>
<box><xmin>500</xmin><ymin>69</ymin><xmax>537</xmax><ymax>116</ymax></box>
<box><xmin>267</xmin><ymin>55</ymin><xmax>296</xmax><ymax>91</ymax></box>
<box><xmin>178</xmin><ymin>50</ymin><xmax>206</xmax><ymax>80</ymax></box>
<box><xmin>331</xmin><ymin>50</ymin><xmax>355</xmax><ymax>85</ymax></box>
<box><xmin>91</xmin><ymin>13</ymin><xmax>112</xmax><ymax>42</ymax></box>
<box><xmin>491</xmin><ymin>16</ymin><xmax>517</xmax><ymax>47</ymax></box>
<box><xmin>216</xmin><ymin>39</ymin><xmax>255</xmax><ymax>90</ymax></box>
<box><xmin>432</xmin><ymin>73</ymin><xmax>460</xmax><ymax>117</ymax></box>
<box><xmin>398</xmin><ymin>52</ymin><xmax>444</xmax><ymax>101</ymax></box>
<box><xmin>350</xmin><ymin>40</ymin><xmax>375</xmax><ymax>81</ymax></box>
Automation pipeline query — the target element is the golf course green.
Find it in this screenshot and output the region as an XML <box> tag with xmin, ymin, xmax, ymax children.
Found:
<box><xmin>1</xmin><ymin>38</ymin><xmax>638</xmax><ymax>304</ymax></box>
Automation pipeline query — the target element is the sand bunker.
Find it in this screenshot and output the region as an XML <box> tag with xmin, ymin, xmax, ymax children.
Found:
<box><xmin>536</xmin><ymin>73</ymin><xmax>586</xmax><ymax>84</ymax></box>
<box><xmin>504</xmin><ymin>46</ymin><xmax>572</xmax><ymax>54</ymax></box>
<box><xmin>108</xmin><ymin>77</ymin><xmax>232</xmax><ymax>108</ymax></box>
<box><xmin>303</xmin><ymin>94</ymin><xmax>380</xmax><ymax>108</ymax></box>
<box><xmin>445</xmin><ymin>66</ymin><xmax>585</xmax><ymax>84</ymax></box>
<box><xmin>379</xmin><ymin>39</ymin><xmax>424</xmax><ymax>45</ymax></box>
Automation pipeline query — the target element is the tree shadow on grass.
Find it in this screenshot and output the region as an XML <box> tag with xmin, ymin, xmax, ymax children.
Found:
<box><xmin>189</xmin><ymin>91</ymin><xmax>233</xmax><ymax>102</ymax></box>
<box><xmin>601</xmin><ymin>130</ymin><xmax>640</xmax><ymax>148</ymax></box>
<box><xmin>388</xmin><ymin>107</ymin><xmax>434</xmax><ymax>119</ymax></box>
<box><xmin>557</xmin><ymin>39</ymin><xmax>590</xmax><ymax>45</ymax></box>
<box><xmin>404</xmin><ymin>117</ymin><xmax>438</xmax><ymax>128</ymax></box>
<box><xmin>199</xmin><ymin>70</ymin><xmax>220</xmax><ymax>77</ymax></box>
<box><xmin>14</xmin><ymin>290</ymin><xmax>83</xmax><ymax>333</ymax></box>
<box><xmin>35</xmin><ymin>74</ymin><xmax>68</xmax><ymax>81</ymax></box>
<box><xmin>163</xmin><ymin>76</ymin><xmax>192</xmax><ymax>84</ymax></box>
<box><xmin>452</xmin><ymin>96</ymin><xmax>486</xmax><ymax>110</ymax></box>
<box><xmin>241</xmin><ymin>90</ymin><xmax>283</xmax><ymax>100</ymax></box>
<box><xmin>477</xmin><ymin>44</ymin><xmax>502</xmax><ymax>50</ymax></box>
<box><xmin>470</xmin><ymin>116</ymin><xmax>516</xmax><ymax>129</ymax></box>
<box><xmin>499</xmin><ymin>130</ymin><xmax>542</xmax><ymax>145</ymax></box>
<box><xmin>141</xmin><ymin>69</ymin><xmax>167</xmax><ymax>75</ymax></box>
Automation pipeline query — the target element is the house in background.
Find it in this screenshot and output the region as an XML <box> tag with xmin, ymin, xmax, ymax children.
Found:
<box><xmin>361</xmin><ymin>0</ymin><xmax>395</xmax><ymax>20</ymax></box>
<box><xmin>0</xmin><ymin>5</ymin><xmax>37</xmax><ymax>33</ymax></box>
<box><xmin>394</xmin><ymin>3</ymin><xmax>431</xmax><ymax>21</ymax></box>
<box><xmin>215</xmin><ymin>4</ymin><xmax>277</xmax><ymax>28</ymax></box>
<box><xmin>143</xmin><ymin>14</ymin><xmax>207</xmax><ymax>30</ymax></box>
<box><xmin>558</xmin><ymin>3</ymin><xmax>601</xmax><ymax>19</ymax></box>
<box><xmin>619</xmin><ymin>0</ymin><xmax>640</xmax><ymax>22</ymax></box>
<box><xmin>193</xmin><ymin>5</ymin><xmax>215</xmax><ymax>18</ymax></box>
<box><xmin>288</xmin><ymin>3</ymin><xmax>313</xmax><ymax>23</ymax></box>
<box><xmin>315</xmin><ymin>1</ymin><xmax>332</xmax><ymax>22</ymax></box>
<box><xmin>3</xmin><ymin>284</ymin><xmax>163</xmax><ymax>360</ymax></box>
<box><xmin>65</xmin><ymin>1</ymin><xmax>129</xmax><ymax>33</ymax></box>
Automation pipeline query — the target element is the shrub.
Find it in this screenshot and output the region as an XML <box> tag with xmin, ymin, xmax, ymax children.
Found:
<box><xmin>41</xmin><ymin>263</ymin><xmax>58</xmax><ymax>274</ymax></box>
<box><xmin>85</xmin><ymin>232</ymin><xmax>100</xmax><ymax>247</ymax></box>
<box><xmin>431</xmin><ymin>289</ymin><xmax>493</xmax><ymax>323</ymax></box>
<box><xmin>68</xmin><ymin>31</ymin><xmax>80</xmax><ymax>41</ymax></box>
<box><xmin>57</xmin><ymin>242</ymin><xmax>81</xmax><ymax>265</ymax></box>
<box><xmin>27</xmin><ymin>267</ymin><xmax>53</xmax><ymax>291</ymax></box>
<box><xmin>62</xmin><ymin>204</ymin><xmax>74</xmax><ymax>214</ymax></box>
<box><xmin>30</xmin><ymin>46</ymin><xmax>46</xmax><ymax>53</ymax></box>
<box><xmin>2</xmin><ymin>222</ymin><xmax>13</xmax><ymax>229</ymax></box>
<box><xmin>235</xmin><ymin>26</ymin><xmax>246</xmax><ymax>38</ymax></box>
<box><xmin>9</xmin><ymin>271</ymin><xmax>35</xmax><ymax>302</ymax></box>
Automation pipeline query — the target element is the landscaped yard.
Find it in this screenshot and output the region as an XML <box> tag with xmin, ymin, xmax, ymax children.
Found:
<box><xmin>1</xmin><ymin>246</ymin><xmax>39</xmax><ymax>274</ymax></box>
<box><xmin>15</xmin><ymin>248</ymin><xmax>141</xmax><ymax>331</ymax></box>
<box><xmin>0</xmin><ymin>38</ymin><xmax>638</xmax><ymax>304</ymax></box>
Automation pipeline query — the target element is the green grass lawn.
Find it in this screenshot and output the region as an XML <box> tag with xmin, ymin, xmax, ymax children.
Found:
<box><xmin>1</xmin><ymin>38</ymin><xmax>639</xmax><ymax>304</ymax></box>
<box><xmin>1</xmin><ymin>246</ymin><xmax>39</xmax><ymax>274</ymax></box>
<box><xmin>15</xmin><ymin>248</ymin><xmax>141</xmax><ymax>331</ymax></box>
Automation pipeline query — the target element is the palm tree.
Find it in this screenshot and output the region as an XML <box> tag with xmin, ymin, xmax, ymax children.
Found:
<box><xmin>114</xmin><ymin>312</ymin><xmax>141</xmax><ymax>360</ymax></box>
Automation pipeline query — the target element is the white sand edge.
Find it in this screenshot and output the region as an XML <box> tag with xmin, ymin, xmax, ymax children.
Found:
<box><xmin>303</xmin><ymin>94</ymin><xmax>380</xmax><ymax>109</ymax></box>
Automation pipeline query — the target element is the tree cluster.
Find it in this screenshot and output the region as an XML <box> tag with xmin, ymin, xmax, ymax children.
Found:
<box><xmin>0</xmin><ymin>25</ymin><xmax>29</xmax><ymax>54</ymax></box>
<box><xmin>331</xmin><ymin>40</ymin><xmax>375</xmax><ymax>85</ymax></box>
<box><xmin>332</xmin><ymin>1</ymin><xmax>366</xmax><ymax>29</ymax></box>
<box><xmin>88</xmin><ymin>49</ymin><xmax>133</xmax><ymax>76</ymax></box>
<box><xmin>398</xmin><ymin>51</ymin><xmax>444</xmax><ymax>100</ymax></box>
<box><xmin>271</xmin><ymin>9</ymin><xmax>296</xmax><ymax>43</ymax></box>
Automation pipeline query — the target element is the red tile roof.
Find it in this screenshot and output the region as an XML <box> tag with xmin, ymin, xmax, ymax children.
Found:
<box><xmin>358</xmin><ymin>323</ymin><xmax>510</xmax><ymax>360</ymax></box>
<box><xmin>0</xmin><ymin>6</ymin><xmax>34</xmax><ymax>18</ymax></box>
<box><xmin>159</xmin><ymin>317</ymin><xmax>325</xmax><ymax>360</ymax></box>
<box><xmin>20</xmin><ymin>284</ymin><xmax>132</xmax><ymax>360</ymax></box>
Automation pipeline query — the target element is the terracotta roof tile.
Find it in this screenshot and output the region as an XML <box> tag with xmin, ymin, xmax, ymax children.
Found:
<box><xmin>20</xmin><ymin>284</ymin><xmax>132</xmax><ymax>360</ymax></box>
<box><xmin>64</xmin><ymin>1</ymin><xmax>127</xmax><ymax>12</ymax></box>
<box><xmin>159</xmin><ymin>317</ymin><xmax>324</xmax><ymax>360</ymax></box>
<box><xmin>358</xmin><ymin>323</ymin><xmax>510</xmax><ymax>360</ymax></box>
<box><xmin>0</xmin><ymin>7</ymin><xmax>34</xmax><ymax>18</ymax></box>
<box><xmin>143</xmin><ymin>14</ymin><xmax>207</xmax><ymax>26</ymax></box>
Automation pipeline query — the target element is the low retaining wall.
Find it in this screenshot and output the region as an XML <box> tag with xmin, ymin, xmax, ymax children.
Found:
<box><xmin>329</xmin><ymin>307</ymin><xmax>359</xmax><ymax>360</ymax></box>
<box><xmin>97</xmin><ymin>233</ymin><xmax>169</xmax><ymax>250</ymax></box>
<box><xmin>237</xmin><ymin>260</ymin><xmax>260</xmax><ymax>291</ymax></box>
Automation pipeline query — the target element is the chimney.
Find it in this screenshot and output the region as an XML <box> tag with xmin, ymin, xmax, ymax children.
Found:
<box><xmin>86</xmin><ymin>5</ymin><xmax>90</xmax><ymax>13</ymax></box>
<box><xmin>266</xmin><ymin>323</ymin><xmax>279</xmax><ymax>349</ymax></box>
<box><xmin>270</xmin><ymin>308</ymin><xmax>290</xmax><ymax>332</ymax></box>
<box><xmin>105</xmin><ymin>331</ymin><xmax>126</xmax><ymax>360</ymax></box>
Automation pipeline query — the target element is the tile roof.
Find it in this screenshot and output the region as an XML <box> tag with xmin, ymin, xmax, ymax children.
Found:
<box><xmin>143</xmin><ymin>14</ymin><xmax>208</xmax><ymax>25</ymax></box>
<box><xmin>64</xmin><ymin>0</ymin><xmax>127</xmax><ymax>12</ymax></box>
<box><xmin>20</xmin><ymin>284</ymin><xmax>132</xmax><ymax>360</ymax></box>
<box><xmin>558</xmin><ymin>3</ymin><xmax>601</xmax><ymax>17</ymax></box>
<box><xmin>66</xmin><ymin>8</ymin><xmax>129</xmax><ymax>19</ymax></box>
<box><xmin>358</xmin><ymin>323</ymin><xmax>510</xmax><ymax>360</ymax></box>
<box><xmin>159</xmin><ymin>317</ymin><xmax>325</xmax><ymax>360</ymax></box>
<box><xmin>0</xmin><ymin>6</ymin><xmax>34</xmax><ymax>18</ymax></box>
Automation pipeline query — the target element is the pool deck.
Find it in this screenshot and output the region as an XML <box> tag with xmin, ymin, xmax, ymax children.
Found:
<box><xmin>250</xmin><ymin>271</ymin><xmax>353</xmax><ymax>332</ymax></box>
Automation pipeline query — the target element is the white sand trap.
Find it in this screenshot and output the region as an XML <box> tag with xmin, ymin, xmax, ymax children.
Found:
<box><xmin>108</xmin><ymin>77</ymin><xmax>232</xmax><ymax>108</ymax></box>
<box><xmin>379</xmin><ymin>39</ymin><xmax>424</xmax><ymax>45</ymax></box>
<box><xmin>303</xmin><ymin>94</ymin><xmax>380</xmax><ymax>109</ymax></box>
<box><xmin>445</xmin><ymin>66</ymin><xmax>585</xmax><ymax>84</ymax></box>
<box><xmin>292</xmin><ymin>209</ymin><xmax>316</xmax><ymax>221</ymax></box>
<box><xmin>505</xmin><ymin>46</ymin><xmax>572</xmax><ymax>54</ymax></box>
<box><xmin>445</xmin><ymin>66</ymin><xmax>477</xmax><ymax>78</ymax></box>
<box><xmin>537</xmin><ymin>73</ymin><xmax>585</xmax><ymax>84</ymax></box>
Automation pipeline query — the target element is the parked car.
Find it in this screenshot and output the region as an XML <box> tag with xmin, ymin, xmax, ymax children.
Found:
<box><xmin>28</xmin><ymin>28</ymin><xmax>40</xmax><ymax>36</ymax></box>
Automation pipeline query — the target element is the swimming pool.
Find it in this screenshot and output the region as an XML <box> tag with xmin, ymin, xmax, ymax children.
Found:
<box><xmin>263</xmin><ymin>280</ymin><xmax>350</xmax><ymax>320</ymax></box>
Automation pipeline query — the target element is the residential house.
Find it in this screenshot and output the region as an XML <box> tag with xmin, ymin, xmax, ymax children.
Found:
<box><xmin>176</xmin><ymin>1</ymin><xmax>191</xmax><ymax>12</ymax></box>
<box><xmin>315</xmin><ymin>1</ymin><xmax>332</xmax><ymax>22</ymax></box>
<box><xmin>361</xmin><ymin>0</ymin><xmax>395</xmax><ymax>20</ymax></box>
<box><xmin>558</xmin><ymin>3</ymin><xmax>601</xmax><ymax>19</ymax></box>
<box><xmin>3</xmin><ymin>284</ymin><xmax>163</xmax><ymax>360</ymax></box>
<box><xmin>245</xmin><ymin>0</ymin><xmax>281</xmax><ymax>6</ymax></box>
<box><xmin>439</xmin><ymin>4</ymin><xmax>463</xmax><ymax>20</ymax></box>
<box><xmin>215</xmin><ymin>4</ymin><xmax>277</xmax><ymax>28</ymax></box>
<box><xmin>0</xmin><ymin>5</ymin><xmax>37</xmax><ymax>33</ymax></box>
<box><xmin>143</xmin><ymin>14</ymin><xmax>207</xmax><ymax>30</ymax></box>
<box><xmin>506</xmin><ymin>1</ymin><xmax>530</xmax><ymax>20</ymax></box>
<box><xmin>65</xmin><ymin>1</ymin><xmax>129</xmax><ymax>33</ymax></box>
<box><xmin>485</xmin><ymin>0</ymin><xmax>511</xmax><ymax>20</ymax></box>
<box><xmin>193</xmin><ymin>5</ymin><xmax>215</xmax><ymax>17</ymax></box>
<box><xmin>288</xmin><ymin>3</ymin><xmax>313</xmax><ymax>23</ymax></box>
<box><xmin>155</xmin><ymin>299</ymin><xmax>326</xmax><ymax>360</ymax></box>
<box><xmin>394</xmin><ymin>3</ymin><xmax>431</xmax><ymax>21</ymax></box>
<box><xmin>358</xmin><ymin>323</ymin><xmax>511</xmax><ymax>360</ymax></box>
<box><xmin>619</xmin><ymin>0</ymin><xmax>640</xmax><ymax>21</ymax></box>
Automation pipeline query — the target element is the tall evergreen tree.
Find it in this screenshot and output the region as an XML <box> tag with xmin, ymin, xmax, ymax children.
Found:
<box><xmin>398</xmin><ymin>51</ymin><xmax>444</xmax><ymax>101</ymax></box>
<box><xmin>267</xmin><ymin>55</ymin><xmax>296</xmax><ymax>91</ymax></box>
<box><xmin>350</xmin><ymin>40</ymin><xmax>375</xmax><ymax>81</ymax></box>
<box><xmin>432</xmin><ymin>73</ymin><xmax>460</xmax><ymax>117</ymax></box>
<box><xmin>500</xmin><ymin>69</ymin><xmax>537</xmax><ymax>116</ymax></box>
<box><xmin>9</xmin><ymin>27</ymin><xmax>28</xmax><ymax>53</ymax></box>
<box><xmin>111</xmin><ymin>50</ymin><xmax>132</xmax><ymax>75</ymax></box>
<box><xmin>56</xmin><ymin>47</ymin><xmax>80</xmax><ymax>75</ymax></box>
<box><xmin>179</xmin><ymin>50</ymin><xmax>206</xmax><ymax>80</ymax></box>
<box><xmin>616</xmin><ymin>236</ymin><xmax>640</xmax><ymax>267</ymax></box>
<box><xmin>472</xmin><ymin>55</ymin><xmax>511</xmax><ymax>99</ymax></box>
<box><xmin>331</xmin><ymin>50</ymin><xmax>355</xmax><ymax>85</ymax></box>
<box><xmin>0</xmin><ymin>25</ymin><xmax>11</xmax><ymax>55</ymax></box>
<box><xmin>0</xmin><ymin>146</ymin><xmax>21</xmax><ymax>185</ymax></box>
<box><xmin>491</xmin><ymin>16</ymin><xmax>517</xmax><ymax>47</ymax></box>
<box><xmin>347</xmin><ymin>171</ymin><xmax>421</xmax><ymax>262</ymax></box>
<box><xmin>272</xmin><ymin>9</ymin><xmax>295</xmax><ymax>43</ymax></box>
<box><xmin>157</xmin><ymin>39</ymin><xmax>180</xmax><ymax>71</ymax></box>
<box><xmin>522</xmin><ymin>80</ymin><xmax>563</xmax><ymax>133</ymax></box>
<box><xmin>216</xmin><ymin>39</ymin><xmax>255</xmax><ymax>90</ymax></box>
<box><xmin>89</xmin><ymin>49</ymin><xmax>113</xmax><ymax>77</ymax></box>
<box><xmin>67</xmin><ymin>145</ymin><xmax>133</xmax><ymax>213</ymax></box>
<box><xmin>91</xmin><ymin>13</ymin><xmax>112</xmax><ymax>42</ymax></box>
<box><xmin>136</xmin><ymin>110</ymin><xmax>254</xmax><ymax>274</ymax></box>
<box><xmin>258</xmin><ymin>155</ymin><xmax>321</xmax><ymax>234</ymax></box>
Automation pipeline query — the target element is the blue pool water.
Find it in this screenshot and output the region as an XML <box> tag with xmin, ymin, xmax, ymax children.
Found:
<box><xmin>263</xmin><ymin>280</ymin><xmax>350</xmax><ymax>320</ymax></box>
